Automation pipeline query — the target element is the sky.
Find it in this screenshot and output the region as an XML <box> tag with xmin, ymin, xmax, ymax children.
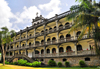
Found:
<box><xmin>0</xmin><ymin>0</ymin><xmax>99</xmax><ymax>32</ymax></box>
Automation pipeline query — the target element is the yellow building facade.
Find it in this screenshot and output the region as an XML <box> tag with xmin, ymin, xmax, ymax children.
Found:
<box><xmin>6</xmin><ymin>11</ymin><xmax>100</xmax><ymax>66</ymax></box>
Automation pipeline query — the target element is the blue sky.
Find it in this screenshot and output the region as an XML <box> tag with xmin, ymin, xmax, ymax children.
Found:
<box><xmin>0</xmin><ymin>0</ymin><xmax>99</xmax><ymax>32</ymax></box>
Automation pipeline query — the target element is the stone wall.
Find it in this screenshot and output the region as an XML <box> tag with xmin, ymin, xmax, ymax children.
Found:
<box><xmin>38</xmin><ymin>56</ymin><xmax>100</xmax><ymax>66</ymax></box>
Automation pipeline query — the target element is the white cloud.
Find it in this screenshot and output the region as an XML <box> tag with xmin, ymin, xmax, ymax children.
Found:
<box><xmin>0</xmin><ymin>0</ymin><xmax>14</xmax><ymax>30</ymax></box>
<box><xmin>66</xmin><ymin>3</ymin><xmax>68</xmax><ymax>6</ymax></box>
<box><xmin>39</xmin><ymin>0</ymin><xmax>61</xmax><ymax>18</ymax></box>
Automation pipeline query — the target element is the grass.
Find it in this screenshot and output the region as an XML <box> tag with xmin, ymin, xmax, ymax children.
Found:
<box><xmin>0</xmin><ymin>64</ymin><xmax>99</xmax><ymax>69</ymax></box>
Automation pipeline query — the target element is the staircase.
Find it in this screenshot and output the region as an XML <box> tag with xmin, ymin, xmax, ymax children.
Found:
<box><xmin>8</xmin><ymin>54</ymin><xmax>34</xmax><ymax>63</ymax></box>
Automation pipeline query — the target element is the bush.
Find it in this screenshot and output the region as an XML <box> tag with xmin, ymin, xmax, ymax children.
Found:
<box><xmin>13</xmin><ymin>62</ymin><xmax>18</xmax><ymax>65</ymax></box>
<box><xmin>48</xmin><ymin>60</ymin><xmax>56</xmax><ymax>66</ymax></box>
<box><xmin>5</xmin><ymin>60</ymin><xmax>9</xmax><ymax>64</ymax></box>
<box><xmin>79</xmin><ymin>60</ymin><xmax>86</xmax><ymax>67</ymax></box>
<box><xmin>57</xmin><ymin>62</ymin><xmax>62</xmax><ymax>67</ymax></box>
<box><xmin>32</xmin><ymin>61</ymin><xmax>41</xmax><ymax>67</ymax></box>
<box><xmin>26</xmin><ymin>62</ymin><xmax>32</xmax><ymax>66</ymax></box>
<box><xmin>65</xmin><ymin>61</ymin><xmax>70</xmax><ymax>67</ymax></box>
<box><xmin>18</xmin><ymin>59</ymin><xmax>27</xmax><ymax>66</ymax></box>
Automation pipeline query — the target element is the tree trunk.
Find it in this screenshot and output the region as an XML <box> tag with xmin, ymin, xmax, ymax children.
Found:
<box><xmin>2</xmin><ymin>45</ymin><xmax>5</xmax><ymax>66</ymax></box>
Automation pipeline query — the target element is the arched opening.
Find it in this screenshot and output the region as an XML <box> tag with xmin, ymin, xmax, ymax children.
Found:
<box><xmin>41</xmin><ymin>30</ymin><xmax>44</xmax><ymax>33</ymax></box>
<box><xmin>49</xmin><ymin>28</ymin><xmax>52</xmax><ymax>30</ymax></box>
<box><xmin>41</xmin><ymin>40</ymin><xmax>44</xmax><ymax>45</ymax></box>
<box><xmin>60</xmin><ymin>35</ymin><xmax>64</xmax><ymax>39</ymax></box>
<box><xmin>59</xmin><ymin>24</ymin><xmax>63</xmax><ymax>28</ymax></box>
<box><xmin>77</xmin><ymin>44</ymin><xmax>82</xmax><ymax>51</ymax></box>
<box><xmin>17</xmin><ymin>45</ymin><xmax>18</xmax><ymax>48</ymax></box>
<box><xmin>63</xmin><ymin>58</ymin><xmax>67</xmax><ymax>62</ymax></box>
<box><xmin>59</xmin><ymin>47</ymin><xmax>64</xmax><ymax>53</ymax></box>
<box><xmin>6</xmin><ymin>52</ymin><xmax>9</xmax><ymax>56</ymax></box>
<box><xmin>30</xmin><ymin>34</ymin><xmax>31</xmax><ymax>36</ymax></box>
<box><xmin>85</xmin><ymin>57</ymin><xmax>90</xmax><ymax>61</ymax></box>
<box><xmin>35</xmin><ymin>50</ymin><xmax>39</xmax><ymax>54</ymax></box>
<box><xmin>65</xmin><ymin>22</ymin><xmax>69</xmax><ymax>27</ymax></box>
<box><xmin>52</xmin><ymin>37</ymin><xmax>56</xmax><ymax>41</ymax></box>
<box><xmin>11</xmin><ymin>46</ymin><xmax>13</xmax><ymax>49</ymax></box>
<box><xmin>66</xmin><ymin>34</ymin><xmax>71</xmax><ymax>39</ymax></box>
<box><xmin>52</xmin><ymin>48</ymin><xmax>56</xmax><ymax>53</ymax></box>
<box><xmin>29</xmin><ymin>42</ymin><xmax>31</xmax><ymax>46</ymax></box>
<box><xmin>76</xmin><ymin>31</ymin><xmax>81</xmax><ymax>37</ymax></box>
<box><xmin>66</xmin><ymin>46</ymin><xmax>71</xmax><ymax>52</ymax></box>
<box><xmin>47</xmin><ymin>49</ymin><xmax>50</xmax><ymax>53</ymax></box>
<box><xmin>47</xmin><ymin>38</ymin><xmax>50</xmax><ymax>42</ymax></box>
<box><xmin>35</xmin><ymin>41</ymin><xmax>40</xmax><ymax>45</ymax></box>
<box><xmin>24</xmin><ymin>36</ymin><xmax>25</xmax><ymax>38</ymax></box>
<box><xmin>22</xmin><ymin>44</ymin><xmax>25</xmax><ymax>47</ymax></box>
<box><xmin>10</xmin><ymin>52</ymin><xmax>12</xmax><ymax>56</ymax></box>
<box><xmin>54</xmin><ymin>26</ymin><xmax>56</xmax><ymax>29</ymax></box>
<box><xmin>41</xmin><ymin>49</ymin><xmax>44</xmax><ymax>54</ymax></box>
<box><xmin>45</xmin><ymin>29</ymin><xmax>48</xmax><ymax>31</ymax></box>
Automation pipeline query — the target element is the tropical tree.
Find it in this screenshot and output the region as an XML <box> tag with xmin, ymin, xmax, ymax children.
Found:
<box><xmin>67</xmin><ymin>0</ymin><xmax>100</xmax><ymax>54</ymax></box>
<box><xmin>0</xmin><ymin>27</ymin><xmax>15</xmax><ymax>65</ymax></box>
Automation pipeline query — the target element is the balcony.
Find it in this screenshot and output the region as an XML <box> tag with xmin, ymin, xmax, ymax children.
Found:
<box><xmin>33</xmin><ymin>50</ymin><xmax>96</xmax><ymax>58</ymax></box>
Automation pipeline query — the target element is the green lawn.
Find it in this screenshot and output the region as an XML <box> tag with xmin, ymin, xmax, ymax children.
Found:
<box><xmin>0</xmin><ymin>64</ymin><xmax>99</xmax><ymax>69</ymax></box>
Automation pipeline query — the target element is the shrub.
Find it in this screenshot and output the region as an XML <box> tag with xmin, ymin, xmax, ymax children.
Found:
<box><xmin>18</xmin><ymin>59</ymin><xmax>27</xmax><ymax>66</ymax></box>
<box><xmin>32</xmin><ymin>61</ymin><xmax>41</xmax><ymax>67</ymax></box>
<box><xmin>26</xmin><ymin>62</ymin><xmax>32</xmax><ymax>66</ymax></box>
<box><xmin>13</xmin><ymin>62</ymin><xmax>18</xmax><ymax>65</ymax></box>
<box><xmin>5</xmin><ymin>60</ymin><xmax>9</xmax><ymax>64</ymax></box>
<box><xmin>48</xmin><ymin>60</ymin><xmax>56</xmax><ymax>66</ymax></box>
<box><xmin>57</xmin><ymin>62</ymin><xmax>62</xmax><ymax>67</ymax></box>
<box><xmin>79</xmin><ymin>60</ymin><xmax>86</xmax><ymax>67</ymax></box>
<box><xmin>65</xmin><ymin>61</ymin><xmax>70</xmax><ymax>67</ymax></box>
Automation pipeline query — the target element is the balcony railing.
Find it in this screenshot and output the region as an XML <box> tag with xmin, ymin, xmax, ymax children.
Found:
<box><xmin>32</xmin><ymin>50</ymin><xmax>96</xmax><ymax>58</ymax></box>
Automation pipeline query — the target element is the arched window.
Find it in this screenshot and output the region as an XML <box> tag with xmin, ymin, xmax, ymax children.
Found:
<box><xmin>63</xmin><ymin>58</ymin><xmax>67</xmax><ymax>62</ymax></box>
<box><xmin>54</xmin><ymin>26</ymin><xmax>56</xmax><ymax>29</ymax></box>
<box><xmin>47</xmin><ymin>49</ymin><xmax>50</xmax><ymax>53</ymax></box>
<box><xmin>77</xmin><ymin>44</ymin><xmax>82</xmax><ymax>51</ymax></box>
<box><xmin>60</xmin><ymin>35</ymin><xmax>64</xmax><ymax>39</ymax></box>
<box><xmin>65</xmin><ymin>22</ymin><xmax>69</xmax><ymax>26</ymax></box>
<box><xmin>11</xmin><ymin>46</ymin><xmax>13</xmax><ymax>49</ymax></box>
<box><xmin>41</xmin><ymin>40</ymin><xmax>44</xmax><ymax>43</ymax></box>
<box><xmin>59</xmin><ymin>24</ymin><xmax>63</xmax><ymax>27</ymax></box>
<box><xmin>52</xmin><ymin>48</ymin><xmax>56</xmax><ymax>53</ymax></box>
<box><xmin>66</xmin><ymin>46</ymin><xmax>71</xmax><ymax>52</ymax></box>
<box><xmin>49</xmin><ymin>28</ymin><xmax>52</xmax><ymax>30</ymax></box>
<box><xmin>41</xmin><ymin>49</ymin><xmax>44</xmax><ymax>54</ymax></box>
<box><xmin>66</xmin><ymin>34</ymin><xmax>71</xmax><ymax>39</ymax></box>
<box><xmin>30</xmin><ymin>34</ymin><xmax>31</xmax><ymax>36</ymax></box>
<box><xmin>45</xmin><ymin>29</ymin><xmax>48</xmax><ymax>31</ymax></box>
<box><xmin>35</xmin><ymin>41</ymin><xmax>40</xmax><ymax>44</ymax></box>
<box><xmin>85</xmin><ymin>57</ymin><xmax>90</xmax><ymax>61</ymax></box>
<box><xmin>52</xmin><ymin>37</ymin><xmax>56</xmax><ymax>41</ymax></box>
<box><xmin>47</xmin><ymin>38</ymin><xmax>50</xmax><ymax>42</ymax></box>
<box><xmin>22</xmin><ymin>44</ymin><xmax>24</xmax><ymax>47</ymax></box>
<box><xmin>29</xmin><ymin>42</ymin><xmax>31</xmax><ymax>46</ymax></box>
<box><xmin>59</xmin><ymin>47</ymin><xmax>64</xmax><ymax>52</ymax></box>
<box><xmin>41</xmin><ymin>30</ymin><xmax>44</xmax><ymax>33</ymax></box>
<box><xmin>76</xmin><ymin>31</ymin><xmax>81</xmax><ymax>37</ymax></box>
<box><xmin>17</xmin><ymin>45</ymin><xmax>18</xmax><ymax>48</ymax></box>
<box><xmin>35</xmin><ymin>50</ymin><xmax>39</xmax><ymax>54</ymax></box>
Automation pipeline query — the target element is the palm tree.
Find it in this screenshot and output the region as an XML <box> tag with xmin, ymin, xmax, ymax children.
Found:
<box><xmin>67</xmin><ymin>0</ymin><xmax>100</xmax><ymax>54</ymax></box>
<box><xmin>0</xmin><ymin>27</ymin><xmax>15</xmax><ymax>65</ymax></box>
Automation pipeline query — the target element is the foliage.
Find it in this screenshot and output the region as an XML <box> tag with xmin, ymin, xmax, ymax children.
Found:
<box><xmin>57</xmin><ymin>62</ymin><xmax>62</xmax><ymax>67</ymax></box>
<box><xmin>5</xmin><ymin>60</ymin><xmax>9</xmax><ymax>64</ymax></box>
<box><xmin>65</xmin><ymin>61</ymin><xmax>70</xmax><ymax>67</ymax></box>
<box><xmin>18</xmin><ymin>59</ymin><xmax>27</xmax><ymax>66</ymax></box>
<box><xmin>32</xmin><ymin>61</ymin><xmax>41</xmax><ymax>67</ymax></box>
<box><xmin>48</xmin><ymin>60</ymin><xmax>56</xmax><ymax>66</ymax></box>
<box><xmin>26</xmin><ymin>62</ymin><xmax>32</xmax><ymax>66</ymax></box>
<box><xmin>13</xmin><ymin>62</ymin><xmax>18</xmax><ymax>65</ymax></box>
<box><xmin>79</xmin><ymin>60</ymin><xmax>86</xmax><ymax>67</ymax></box>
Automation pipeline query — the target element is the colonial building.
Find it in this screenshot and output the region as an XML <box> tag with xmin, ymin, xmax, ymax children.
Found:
<box><xmin>5</xmin><ymin>11</ymin><xmax>100</xmax><ymax>66</ymax></box>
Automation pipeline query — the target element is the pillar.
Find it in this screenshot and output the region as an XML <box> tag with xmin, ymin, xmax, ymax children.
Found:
<box><xmin>33</xmin><ymin>48</ymin><xmax>36</xmax><ymax>57</ymax></box>
<box><xmin>44</xmin><ymin>24</ymin><xmax>46</xmax><ymax>45</ymax></box>
<box><xmin>19</xmin><ymin>41</ymin><xmax>21</xmax><ymax>48</ymax></box>
<box><xmin>57</xmin><ymin>45</ymin><xmax>59</xmax><ymax>56</ymax></box>
<box><xmin>44</xmin><ymin>46</ymin><xmax>46</xmax><ymax>57</ymax></box>
<box><xmin>26</xmin><ymin>49</ymin><xmax>28</xmax><ymax>55</ymax></box>
<box><xmin>26</xmin><ymin>40</ymin><xmax>27</xmax><ymax>46</ymax></box>
<box><xmin>57</xmin><ymin>32</ymin><xmax>59</xmax><ymax>43</ymax></box>
<box><xmin>19</xmin><ymin>50</ymin><xmax>21</xmax><ymax>54</ymax></box>
<box><xmin>74</xmin><ymin>42</ymin><xmax>77</xmax><ymax>55</ymax></box>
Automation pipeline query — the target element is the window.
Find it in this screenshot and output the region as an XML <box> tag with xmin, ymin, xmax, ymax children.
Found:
<box><xmin>63</xmin><ymin>58</ymin><xmax>67</xmax><ymax>61</ymax></box>
<box><xmin>40</xmin><ymin>59</ymin><xmax>44</xmax><ymax>61</ymax></box>
<box><xmin>85</xmin><ymin>57</ymin><xmax>90</xmax><ymax>61</ymax></box>
<box><xmin>51</xmin><ymin>59</ymin><xmax>54</xmax><ymax>61</ymax></box>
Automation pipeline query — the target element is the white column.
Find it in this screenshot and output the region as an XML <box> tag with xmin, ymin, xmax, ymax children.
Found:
<box><xmin>74</xmin><ymin>42</ymin><xmax>77</xmax><ymax>55</ymax></box>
